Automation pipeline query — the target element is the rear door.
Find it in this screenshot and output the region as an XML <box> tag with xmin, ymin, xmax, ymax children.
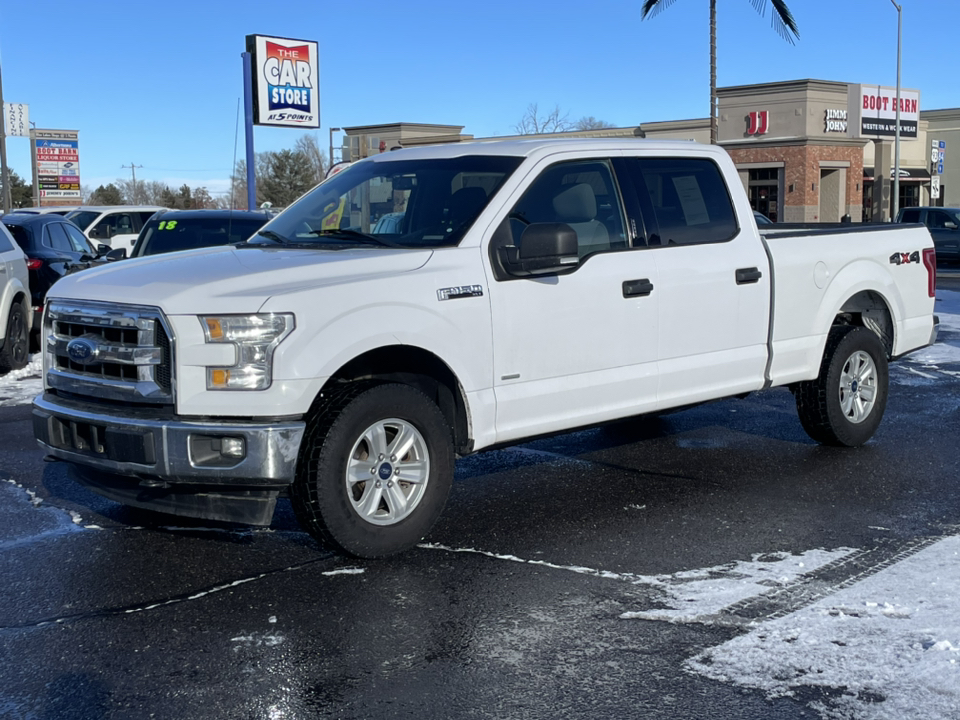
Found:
<box><xmin>486</xmin><ymin>155</ymin><xmax>660</xmax><ymax>443</ymax></box>
<box><xmin>618</xmin><ymin>155</ymin><xmax>770</xmax><ymax>407</ymax></box>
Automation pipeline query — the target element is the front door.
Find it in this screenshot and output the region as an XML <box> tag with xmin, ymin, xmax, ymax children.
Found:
<box><xmin>487</xmin><ymin>157</ymin><xmax>660</xmax><ymax>444</ymax></box>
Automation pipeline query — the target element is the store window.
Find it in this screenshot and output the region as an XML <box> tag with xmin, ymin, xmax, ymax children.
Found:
<box><xmin>748</xmin><ymin>168</ymin><xmax>780</xmax><ymax>222</ymax></box>
<box><xmin>898</xmin><ymin>184</ymin><xmax>920</xmax><ymax>211</ymax></box>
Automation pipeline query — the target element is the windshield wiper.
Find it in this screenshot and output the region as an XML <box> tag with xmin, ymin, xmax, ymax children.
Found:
<box><xmin>254</xmin><ymin>230</ymin><xmax>291</xmax><ymax>245</ymax></box>
<box><xmin>306</xmin><ymin>228</ymin><xmax>401</xmax><ymax>248</ymax></box>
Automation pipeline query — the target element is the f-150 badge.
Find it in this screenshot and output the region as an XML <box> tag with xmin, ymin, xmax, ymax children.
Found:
<box><xmin>889</xmin><ymin>251</ymin><xmax>920</xmax><ymax>266</ymax></box>
<box><xmin>437</xmin><ymin>285</ymin><xmax>484</xmax><ymax>301</ymax></box>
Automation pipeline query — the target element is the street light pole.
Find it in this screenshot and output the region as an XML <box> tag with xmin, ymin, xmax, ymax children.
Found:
<box><xmin>329</xmin><ymin>127</ymin><xmax>341</xmax><ymax>174</ymax></box>
<box><xmin>891</xmin><ymin>0</ymin><xmax>902</xmax><ymax>220</ymax></box>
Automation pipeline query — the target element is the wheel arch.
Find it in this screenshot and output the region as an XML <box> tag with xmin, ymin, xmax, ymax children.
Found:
<box><xmin>834</xmin><ymin>289</ymin><xmax>896</xmax><ymax>358</ymax></box>
<box><xmin>309</xmin><ymin>344</ymin><xmax>473</xmax><ymax>455</ymax></box>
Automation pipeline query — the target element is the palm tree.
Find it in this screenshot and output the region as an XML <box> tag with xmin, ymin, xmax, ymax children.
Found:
<box><xmin>641</xmin><ymin>0</ymin><xmax>799</xmax><ymax>144</ymax></box>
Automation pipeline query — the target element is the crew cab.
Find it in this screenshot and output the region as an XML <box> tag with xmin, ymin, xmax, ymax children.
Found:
<box><xmin>32</xmin><ymin>139</ymin><xmax>939</xmax><ymax>558</ymax></box>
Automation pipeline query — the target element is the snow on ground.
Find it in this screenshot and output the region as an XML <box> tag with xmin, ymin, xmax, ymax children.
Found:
<box><xmin>686</xmin><ymin>535</ymin><xmax>960</xmax><ymax>720</ymax></box>
<box><xmin>0</xmin><ymin>355</ymin><xmax>41</xmax><ymax>407</ymax></box>
<box><xmin>620</xmin><ymin>548</ymin><xmax>854</xmax><ymax>624</ymax></box>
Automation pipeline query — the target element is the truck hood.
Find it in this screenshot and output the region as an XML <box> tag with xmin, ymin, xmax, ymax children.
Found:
<box><xmin>49</xmin><ymin>245</ymin><xmax>434</xmax><ymax>315</ymax></box>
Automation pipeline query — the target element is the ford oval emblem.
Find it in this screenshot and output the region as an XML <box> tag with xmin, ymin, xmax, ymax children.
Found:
<box><xmin>66</xmin><ymin>337</ymin><xmax>100</xmax><ymax>365</ymax></box>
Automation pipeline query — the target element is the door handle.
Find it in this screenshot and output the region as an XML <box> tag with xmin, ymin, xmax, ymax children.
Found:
<box><xmin>735</xmin><ymin>267</ymin><xmax>763</xmax><ymax>285</ymax></box>
<box><xmin>623</xmin><ymin>278</ymin><xmax>654</xmax><ymax>297</ymax></box>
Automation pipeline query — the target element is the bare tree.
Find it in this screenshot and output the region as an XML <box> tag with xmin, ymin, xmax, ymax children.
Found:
<box><xmin>574</xmin><ymin>116</ymin><xmax>617</xmax><ymax>131</ymax></box>
<box><xmin>514</xmin><ymin>103</ymin><xmax>573</xmax><ymax>135</ymax></box>
<box><xmin>294</xmin><ymin>134</ymin><xmax>328</xmax><ymax>186</ymax></box>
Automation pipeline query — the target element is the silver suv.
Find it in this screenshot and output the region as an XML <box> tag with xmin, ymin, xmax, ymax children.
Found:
<box><xmin>0</xmin><ymin>222</ymin><xmax>31</xmax><ymax>373</ymax></box>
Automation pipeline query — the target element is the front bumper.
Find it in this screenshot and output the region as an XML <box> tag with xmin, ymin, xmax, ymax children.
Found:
<box><xmin>33</xmin><ymin>392</ymin><xmax>306</xmax><ymax>525</ymax></box>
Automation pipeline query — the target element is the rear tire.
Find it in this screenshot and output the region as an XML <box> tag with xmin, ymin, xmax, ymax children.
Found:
<box><xmin>0</xmin><ymin>300</ymin><xmax>29</xmax><ymax>374</ymax></box>
<box><xmin>291</xmin><ymin>383</ymin><xmax>454</xmax><ymax>558</ymax></box>
<box><xmin>795</xmin><ymin>326</ymin><xmax>888</xmax><ymax>447</ymax></box>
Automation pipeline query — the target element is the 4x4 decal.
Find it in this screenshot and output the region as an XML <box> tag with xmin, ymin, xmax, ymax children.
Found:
<box><xmin>890</xmin><ymin>251</ymin><xmax>921</xmax><ymax>266</ymax></box>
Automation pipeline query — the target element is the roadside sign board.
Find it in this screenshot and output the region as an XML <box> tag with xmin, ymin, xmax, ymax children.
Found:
<box><xmin>30</xmin><ymin>129</ymin><xmax>81</xmax><ymax>206</ymax></box>
<box><xmin>932</xmin><ymin>176</ymin><xmax>941</xmax><ymax>200</ymax></box>
<box><xmin>246</xmin><ymin>34</ymin><xmax>320</xmax><ymax>129</ymax></box>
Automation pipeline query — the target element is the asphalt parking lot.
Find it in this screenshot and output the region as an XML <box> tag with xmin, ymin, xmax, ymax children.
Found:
<box><xmin>0</xmin><ymin>284</ymin><xmax>958</xmax><ymax>720</ymax></box>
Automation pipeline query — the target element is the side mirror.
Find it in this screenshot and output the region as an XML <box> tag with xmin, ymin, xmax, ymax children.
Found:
<box><xmin>105</xmin><ymin>248</ymin><xmax>127</xmax><ymax>261</ymax></box>
<box><xmin>498</xmin><ymin>222</ymin><xmax>579</xmax><ymax>277</ymax></box>
<box><xmin>96</xmin><ymin>243</ymin><xmax>111</xmax><ymax>256</ymax></box>
<box><xmin>945</xmin><ymin>221</ymin><xmax>958</xmax><ymax>230</ymax></box>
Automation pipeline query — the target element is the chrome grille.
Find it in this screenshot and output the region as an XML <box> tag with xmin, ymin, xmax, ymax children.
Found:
<box><xmin>45</xmin><ymin>300</ymin><xmax>175</xmax><ymax>405</ymax></box>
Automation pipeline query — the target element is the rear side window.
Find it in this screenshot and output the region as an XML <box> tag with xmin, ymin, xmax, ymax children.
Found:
<box><xmin>633</xmin><ymin>158</ymin><xmax>737</xmax><ymax>246</ymax></box>
<box><xmin>900</xmin><ymin>209</ymin><xmax>921</xmax><ymax>223</ymax></box>
<box><xmin>45</xmin><ymin>222</ymin><xmax>74</xmax><ymax>252</ymax></box>
<box><xmin>1</xmin><ymin>223</ymin><xmax>25</xmax><ymax>252</ymax></box>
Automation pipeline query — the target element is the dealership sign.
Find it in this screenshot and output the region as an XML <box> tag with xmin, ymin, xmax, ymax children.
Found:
<box><xmin>849</xmin><ymin>84</ymin><xmax>919</xmax><ymax>139</ymax></box>
<box><xmin>246</xmin><ymin>34</ymin><xmax>319</xmax><ymax>128</ymax></box>
<box><xmin>30</xmin><ymin>129</ymin><xmax>81</xmax><ymax>205</ymax></box>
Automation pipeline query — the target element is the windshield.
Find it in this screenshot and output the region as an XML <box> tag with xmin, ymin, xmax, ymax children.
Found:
<box><xmin>65</xmin><ymin>210</ymin><xmax>101</xmax><ymax>231</ymax></box>
<box><xmin>257</xmin><ymin>154</ymin><xmax>522</xmax><ymax>249</ymax></box>
<box><xmin>132</xmin><ymin>215</ymin><xmax>269</xmax><ymax>257</ymax></box>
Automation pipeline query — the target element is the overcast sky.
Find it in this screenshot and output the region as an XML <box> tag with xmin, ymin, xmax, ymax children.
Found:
<box><xmin>1</xmin><ymin>0</ymin><xmax>956</xmax><ymax>197</ymax></box>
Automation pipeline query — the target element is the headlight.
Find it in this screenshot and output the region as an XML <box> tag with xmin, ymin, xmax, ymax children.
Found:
<box><xmin>200</xmin><ymin>313</ymin><xmax>294</xmax><ymax>390</ymax></box>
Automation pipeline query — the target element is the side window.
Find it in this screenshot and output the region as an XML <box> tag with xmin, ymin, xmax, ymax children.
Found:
<box><xmin>0</xmin><ymin>224</ymin><xmax>14</xmax><ymax>253</ymax></box>
<box><xmin>928</xmin><ymin>210</ymin><xmax>956</xmax><ymax>230</ymax></box>
<box><xmin>900</xmin><ymin>209</ymin><xmax>921</xmax><ymax>223</ymax></box>
<box><xmin>507</xmin><ymin>159</ymin><xmax>626</xmax><ymax>259</ymax></box>
<box><xmin>63</xmin><ymin>223</ymin><xmax>94</xmax><ymax>254</ymax></box>
<box><xmin>634</xmin><ymin>157</ymin><xmax>737</xmax><ymax>246</ymax></box>
<box><xmin>45</xmin><ymin>222</ymin><xmax>73</xmax><ymax>252</ymax></box>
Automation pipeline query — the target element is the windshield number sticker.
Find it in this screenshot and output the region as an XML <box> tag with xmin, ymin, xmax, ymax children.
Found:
<box><xmin>157</xmin><ymin>221</ymin><xmax>178</xmax><ymax>231</ymax></box>
<box><xmin>889</xmin><ymin>250</ymin><xmax>920</xmax><ymax>266</ymax></box>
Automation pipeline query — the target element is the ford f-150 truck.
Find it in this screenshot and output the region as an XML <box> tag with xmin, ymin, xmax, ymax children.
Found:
<box><xmin>32</xmin><ymin>139</ymin><xmax>939</xmax><ymax>557</ymax></box>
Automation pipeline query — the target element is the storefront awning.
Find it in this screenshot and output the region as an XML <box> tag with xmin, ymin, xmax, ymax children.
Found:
<box><xmin>863</xmin><ymin>167</ymin><xmax>931</xmax><ymax>182</ymax></box>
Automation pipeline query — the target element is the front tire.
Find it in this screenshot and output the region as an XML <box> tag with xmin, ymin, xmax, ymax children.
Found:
<box><xmin>795</xmin><ymin>326</ymin><xmax>889</xmax><ymax>447</ymax></box>
<box><xmin>291</xmin><ymin>383</ymin><xmax>454</xmax><ymax>558</ymax></box>
<box><xmin>0</xmin><ymin>300</ymin><xmax>29</xmax><ymax>374</ymax></box>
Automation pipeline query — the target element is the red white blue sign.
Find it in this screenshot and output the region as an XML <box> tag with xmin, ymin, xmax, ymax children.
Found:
<box><xmin>246</xmin><ymin>34</ymin><xmax>320</xmax><ymax>129</ymax></box>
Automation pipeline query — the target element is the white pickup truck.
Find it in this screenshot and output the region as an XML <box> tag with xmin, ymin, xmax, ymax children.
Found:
<box><xmin>32</xmin><ymin>139</ymin><xmax>939</xmax><ymax>557</ymax></box>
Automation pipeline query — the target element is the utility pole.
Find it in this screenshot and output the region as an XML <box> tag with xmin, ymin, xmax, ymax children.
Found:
<box><xmin>0</xmin><ymin>61</ymin><xmax>12</xmax><ymax>213</ymax></box>
<box><xmin>121</xmin><ymin>162</ymin><xmax>143</xmax><ymax>203</ymax></box>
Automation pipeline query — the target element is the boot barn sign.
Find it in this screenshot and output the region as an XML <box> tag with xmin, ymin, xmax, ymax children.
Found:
<box><xmin>246</xmin><ymin>34</ymin><xmax>320</xmax><ymax>128</ymax></box>
<box><xmin>849</xmin><ymin>84</ymin><xmax>919</xmax><ymax>139</ymax></box>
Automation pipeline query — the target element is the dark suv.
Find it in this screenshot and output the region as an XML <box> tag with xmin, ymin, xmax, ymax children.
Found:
<box><xmin>896</xmin><ymin>206</ymin><xmax>960</xmax><ymax>264</ymax></box>
<box><xmin>0</xmin><ymin>213</ymin><xmax>102</xmax><ymax>338</ymax></box>
<box><xmin>128</xmin><ymin>209</ymin><xmax>272</xmax><ymax>259</ymax></box>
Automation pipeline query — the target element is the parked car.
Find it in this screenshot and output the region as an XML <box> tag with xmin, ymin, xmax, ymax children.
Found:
<box><xmin>896</xmin><ymin>206</ymin><xmax>960</xmax><ymax>263</ymax></box>
<box><xmin>127</xmin><ymin>209</ymin><xmax>272</xmax><ymax>259</ymax></box>
<box><xmin>8</xmin><ymin>206</ymin><xmax>80</xmax><ymax>216</ymax></box>
<box><xmin>0</xmin><ymin>213</ymin><xmax>101</xmax><ymax>341</ymax></box>
<box><xmin>0</xmin><ymin>222</ymin><xmax>30</xmax><ymax>373</ymax></box>
<box><xmin>65</xmin><ymin>206</ymin><xmax>164</xmax><ymax>254</ymax></box>
<box><xmin>753</xmin><ymin>211</ymin><xmax>773</xmax><ymax>225</ymax></box>
<box><xmin>34</xmin><ymin>139</ymin><xmax>938</xmax><ymax>559</ymax></box>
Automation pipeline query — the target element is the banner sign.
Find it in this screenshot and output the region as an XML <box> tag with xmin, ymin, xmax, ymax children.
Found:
<box><xmin>850</xmin><ymin>84</ymin><xmax>919</xmax><ymax>139</ymax></box>
<box><xmin>31</xmin><ymin>129</ymin><xmax>81</xmax><ymax>205</ymax></box>
<box><xmin>4</xmin><ymin>103</ymin><xmax>29</xmax><ymax>137</ymax></box>
<box><xmin>246</xmin><ymin>34</ymin><xmax>320</xmax><ymax>128</ymax></box>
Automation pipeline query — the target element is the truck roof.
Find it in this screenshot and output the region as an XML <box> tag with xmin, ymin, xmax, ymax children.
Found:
<box><xmin>365</xmin><ymin>137</ymin><xmax>718</xmax><ymax>162</ymax></box>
